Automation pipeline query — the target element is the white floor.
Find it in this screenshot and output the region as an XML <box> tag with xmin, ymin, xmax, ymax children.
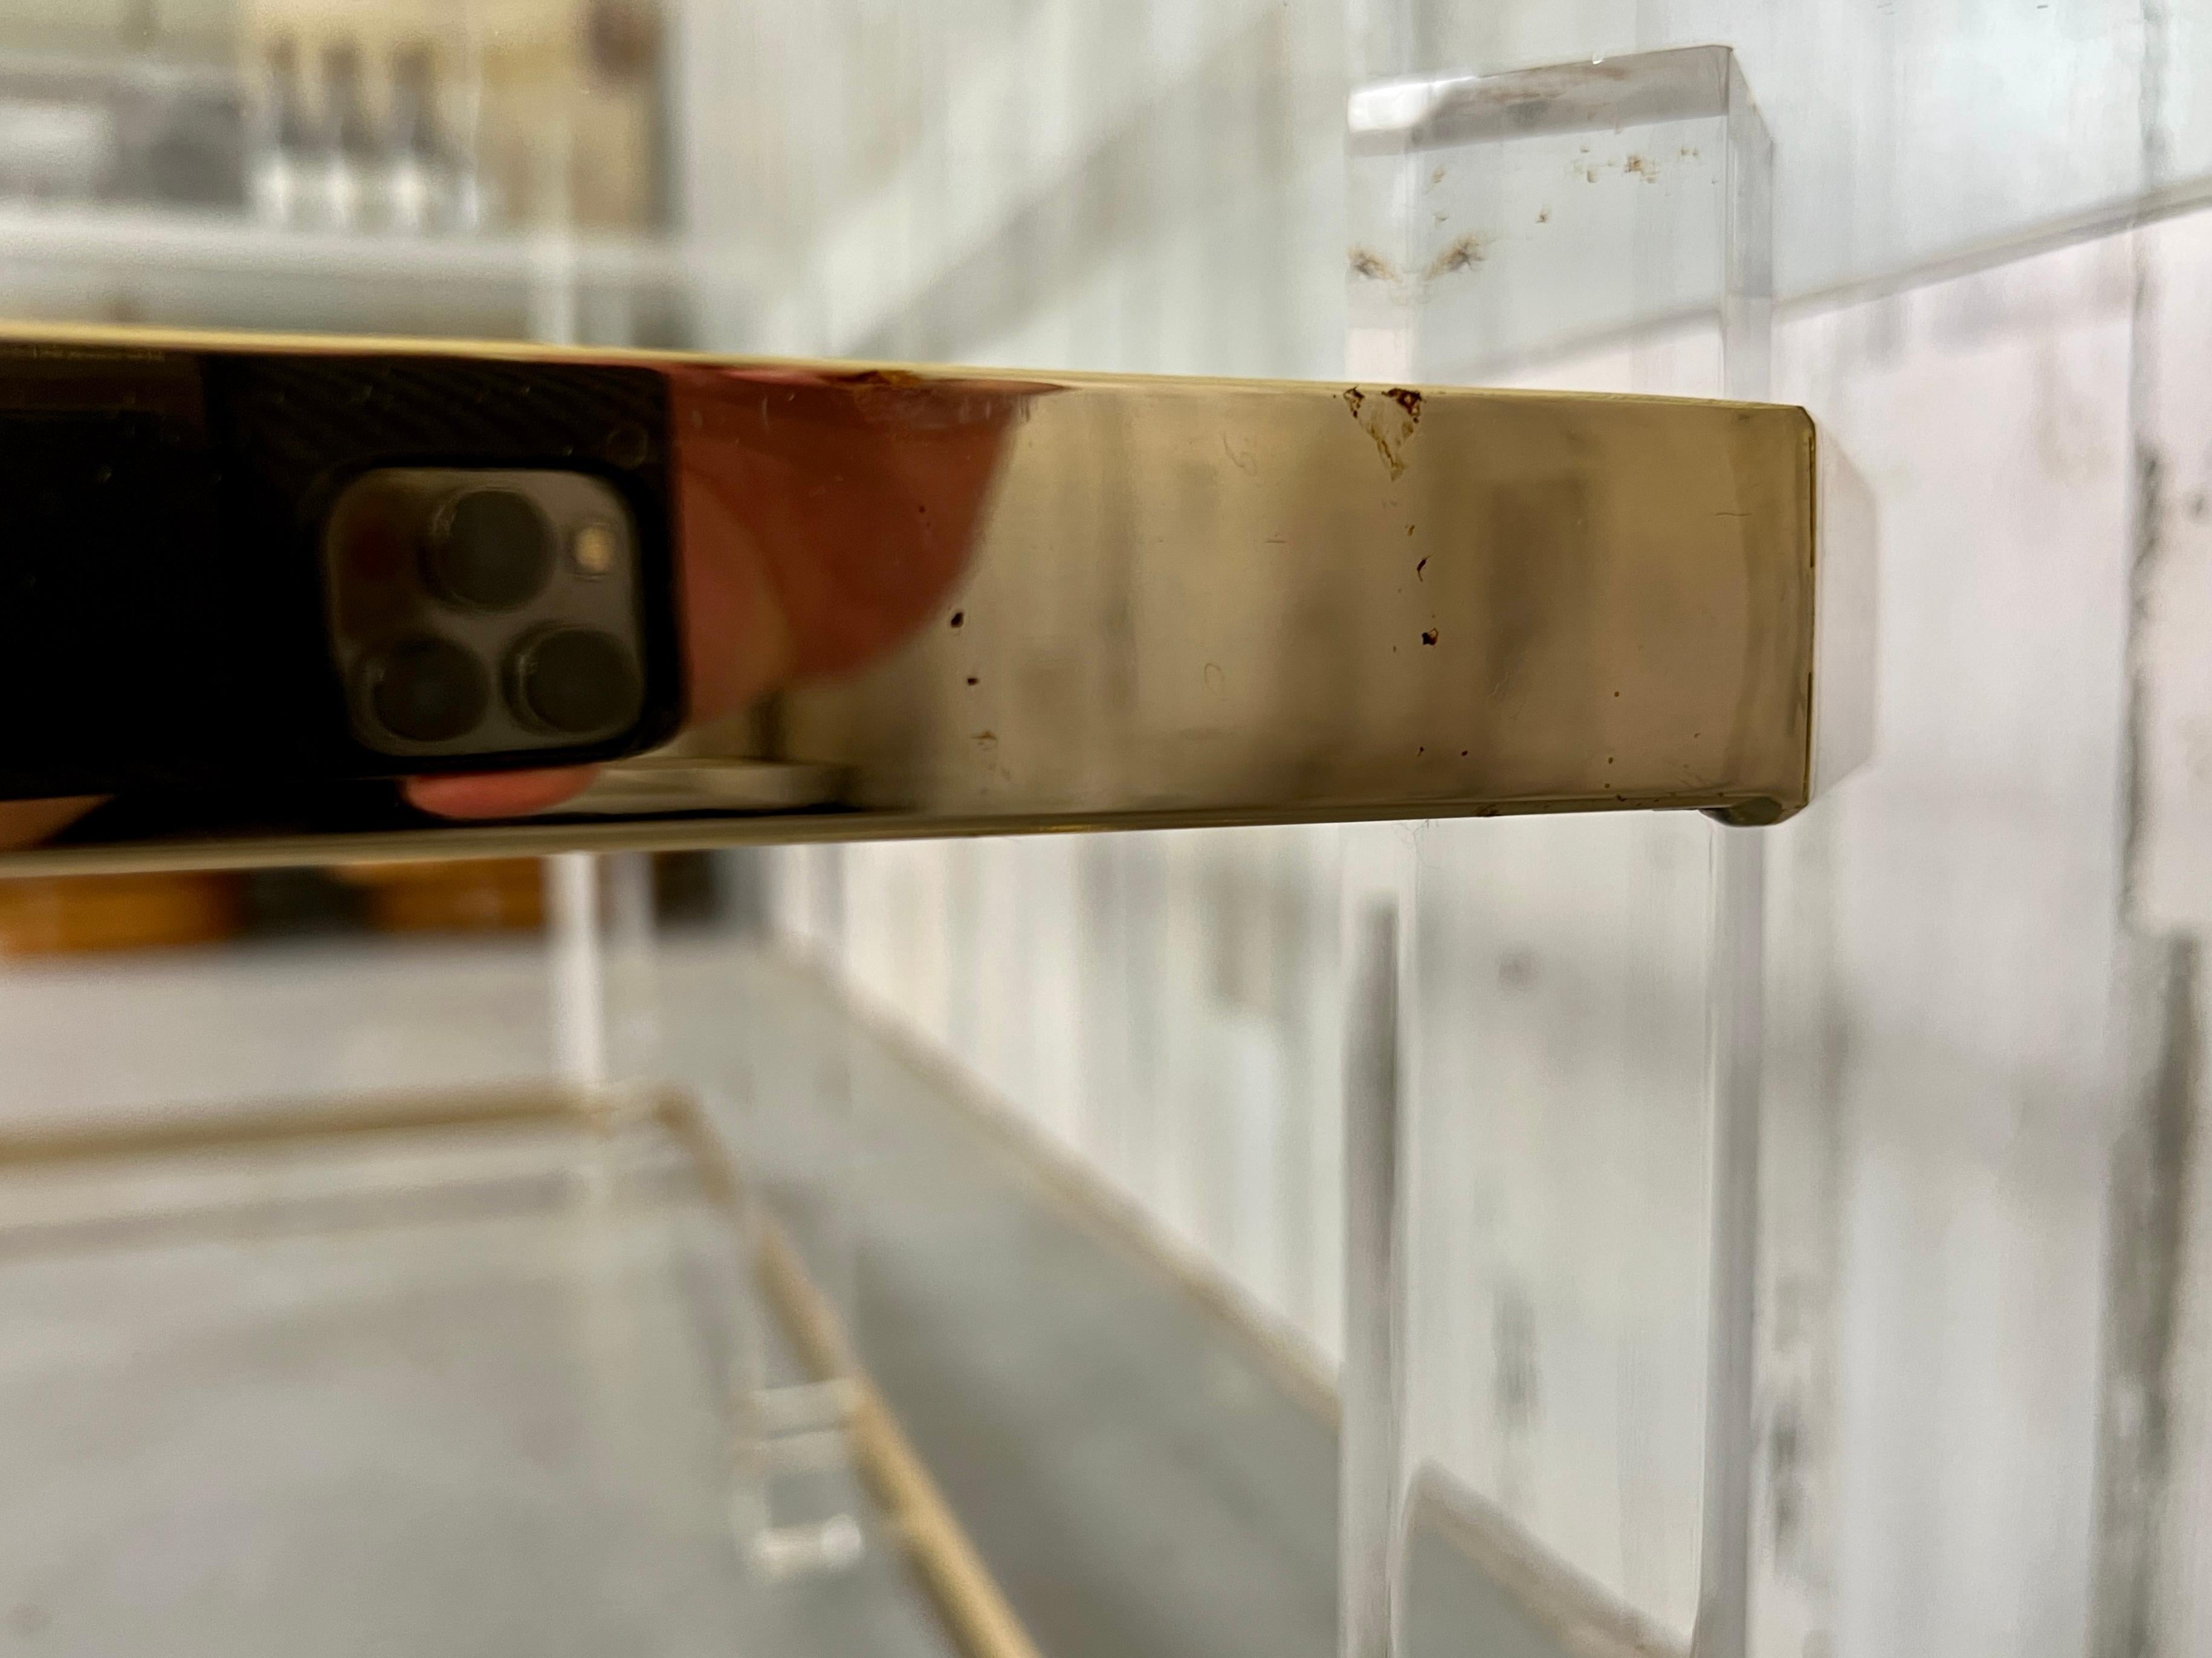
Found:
<box><xmin>0</xmin><ymin>931</ymin><xmax>953</xmax><ymax>1658</ymax></box>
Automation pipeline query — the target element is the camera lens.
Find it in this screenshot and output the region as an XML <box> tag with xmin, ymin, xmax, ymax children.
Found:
<box><xmin>424</xmin><ymin>487</ymin><xmax>554</xmax><ymax>610</ymax></box>
<box><xmin>367</xmin><ymin>634</ymin><xmax>490</xmax><ymax>743</ymax></box>
<box><xmin>506</xmin><ymin>626</ymin><xmax>642</xmax><ymax>737</ymax></box>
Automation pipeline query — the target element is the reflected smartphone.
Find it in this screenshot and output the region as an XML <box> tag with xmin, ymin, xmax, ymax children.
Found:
<box><xmin>0</xmin><ymin>337</ymin><xmax>685</xmax><ymax>801</ymax></box>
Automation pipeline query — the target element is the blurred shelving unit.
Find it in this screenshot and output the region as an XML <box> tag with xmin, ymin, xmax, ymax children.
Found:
<box><xmin>0</xmin><ymin>1</ymin><xmax>747</xmax><ymax>945</ymax></box>
<box><xmin>0</xmin><ymin>0</ymin><xmax>732</xmax><ymax>344</ymax></box>
<box><xmin>0</xmin><ymin>196</ymin><xmax>710</xmax><ymax>341</ymax></box>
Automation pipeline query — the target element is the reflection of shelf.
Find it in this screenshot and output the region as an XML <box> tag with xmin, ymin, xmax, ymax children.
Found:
<box><xmin>0</xmin><ymin>199</ymin><xmax>696</xmax><ymax>290</ymax></box>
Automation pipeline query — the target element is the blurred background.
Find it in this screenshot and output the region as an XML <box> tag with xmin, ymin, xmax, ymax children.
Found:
<box><xmin>0</xmin><ymin>5</ymin><xmax>2207</xmax><ymax>1658</ymax></box>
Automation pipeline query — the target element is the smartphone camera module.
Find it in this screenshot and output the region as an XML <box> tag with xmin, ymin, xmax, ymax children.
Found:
<box><xmin>365</xmin><ymin>634</ymin><xmax>491</xmax><ymax>743</ymax></box>
<box><xmin>423</xmin><ymin>488</ymin><xmax>556</xmax><ymax>611</ymax></box>
<box><xmin>324</xmin><ymin>468</ymin><xmax>647</xmax><ymax>762</ymax></box>
<box><xmin>508</xmin><ymin>625</ymin><xmax>644</xmax><ymax>736</ymax></box>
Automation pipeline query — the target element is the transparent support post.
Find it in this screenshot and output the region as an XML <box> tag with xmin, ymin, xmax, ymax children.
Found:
<box><xmin>525</xmin><ymin>112</ymin><xmax>580</xmax><ymax>347</ymax></box>
<box><xmin>729</xmin><ymin>842</ymin><xmax>869</xmax><ymax>1579</ymax></box>
<box><xmin>533</xmin><ymin>92</ymin><xmax>595</xmax><ymax>1096</ymax></box>
<box><xmin>1698</xmin><ymin>831</ymin><xmax>1765</xmax><ymax>1658</ymax></box>
<box><xmin>1347</xmin><ymin>36</ymin><xmax>1799</xmax><ymax>1657</ymax></box>
<box><xmin>605</xmin><ymin>849</ymin><xmax>660</xmax><ymax>1079</ymax></box>
<box><xmin>1705</xmin><ymin>53</ymin><xmax>1775</xmax><ymax>1658</ymax></box>
<box><xmin>734</xmin><ymin>1364</ymin><xmax>867</xmax><ymax>1579</ymax></box>
<box><xmin>526</xmin><ymin>239</ymin><xmax>581</xmax><ymax>350</ymax></box>
<box><xmin>1340</xmin><ymin>898</ymin><xmax>1406</xmax><ymax>1658</ymax></box>
<box><xmin>546</xmin><ymin>851</ymin><xmax>607</xmax><ymax>1091</ymax></box>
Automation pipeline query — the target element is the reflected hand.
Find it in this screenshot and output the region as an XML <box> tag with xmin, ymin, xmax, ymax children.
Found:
<box><xmin>406</xmin><ymin>366</ymin><xmax>1030</xmax><ymax>820</ymax></box>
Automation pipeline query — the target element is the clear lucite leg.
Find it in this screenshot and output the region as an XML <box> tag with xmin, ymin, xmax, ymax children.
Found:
<box><xmin>1344</xmin><ymin>29</ymin><xmax>1804</xmax><ymax>1656</ymax></box>
<box><xmin>545</xmin><ymin>852</ymin><xmax>607</xmax><ymax>1091</ymax></box>
<box><xmin>605</xmin><ymin>850</ymin><xmax>661</xmax><ymax>1080</ymax></box>
<box><xmin>1339</xmin><ymin>897</ymin><xmax>1408</xmax><ymax>1658</ymax></box>
<box><xmin>1697</xmin><ymin>829</ymin><xmax>1765</xmax><ymax>1658</ymax></box>
<box><xmin>729</xmin><ymin>842</ymin><xmax>868</xmax><ymax>1579</ymax></box>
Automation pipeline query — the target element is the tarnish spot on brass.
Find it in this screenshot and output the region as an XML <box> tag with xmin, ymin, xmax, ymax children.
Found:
<box><xmin>1344</xmin><ymin>385</ymin><xmax>1423</xmax><ymax>480</ymax></box>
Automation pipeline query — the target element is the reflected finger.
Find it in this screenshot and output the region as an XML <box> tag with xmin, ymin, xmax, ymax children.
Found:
<box><xmin>403</xmin><ymin>767</ymin><xmax>599</xmax><ymax>820</ymax></box>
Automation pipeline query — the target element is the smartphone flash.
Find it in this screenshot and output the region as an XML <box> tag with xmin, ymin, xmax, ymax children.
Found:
<box><xmin>571</xmin><ymin>521</ymin><xmax>618</xmax><ymax>578</ymax></box>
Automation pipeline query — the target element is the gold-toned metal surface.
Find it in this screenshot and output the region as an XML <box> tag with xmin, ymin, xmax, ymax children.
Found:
<box><xmin>0</xmin><ymin>328</ymin><xmax>1868</xmax><ymax>873</ymax></box>
<box><xmin>775</xmin><ymin>378</ymin><xmax>1826</xmax><ymax>828</ymax></box>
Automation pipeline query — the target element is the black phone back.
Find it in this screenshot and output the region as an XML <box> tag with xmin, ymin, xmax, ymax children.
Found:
<box><xmin>0</xmin><ymin>340</ymin><xmax>682</xmax><ymax>801</ymax></box>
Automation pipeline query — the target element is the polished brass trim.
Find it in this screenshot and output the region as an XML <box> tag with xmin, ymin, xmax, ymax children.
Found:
<box><xmin>0</xmin><ymin>325</ymin><xmax>1866</xmax><ymax>871</ymax></box>
<box><xmin>0</xmin><ymin>1082</ymin><xmax>581</xmax><ymax>1167</ymax></box>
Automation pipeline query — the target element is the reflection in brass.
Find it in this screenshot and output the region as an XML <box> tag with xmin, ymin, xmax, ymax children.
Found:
<box><xmin>778</xmin><ymin>381</ymin><xmax>1852</xmax><ymax>827</ymax></box>
<box><xmin>0</xmin><ymin>330</ymin><xmax>1870</xmax><ymax>874</ymax></box>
